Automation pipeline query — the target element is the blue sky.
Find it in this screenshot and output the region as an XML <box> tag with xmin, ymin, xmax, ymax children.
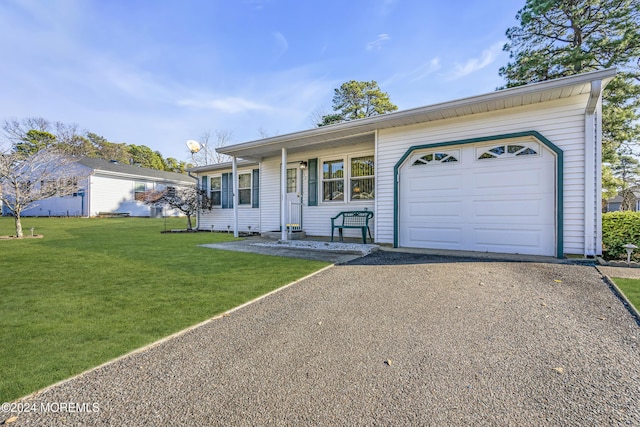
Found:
<box><xmin>0</xmin><ymin>0</ymin><xmax>523</xmax><ymax>160</ymax></box>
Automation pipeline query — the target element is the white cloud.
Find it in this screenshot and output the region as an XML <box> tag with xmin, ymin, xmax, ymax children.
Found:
<box><xmin>366</xmin><ymin>33</ymin><xmax>390</xmax><ymax>51</ymax></box>
<box><xmin>177</xmin><ymin>97</ymin><xmax>273</xmax><ymax>113</ymax></box>
<box><xmin>383</xmin><ymin>57</ymin><xmax>441</xmax><ymax>87</ymax></box>
<box><xmin>272</xmin><ymin>31</ymin><xmax>289</xmax><ymax>60</ymax></box>
<box><xmin>409</xmin><ymin>57</ymin><xmax>442</xmax><ymax>82</ymax></box>
<box><xmin>449</xmin><ymin>41</ymin><xmax>504</xmax><ymax>79</ymax></box>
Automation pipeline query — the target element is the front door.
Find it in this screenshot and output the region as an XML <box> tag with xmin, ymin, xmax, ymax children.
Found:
<box><xmin>285</xmin><ymin>166</ymin><xmax>302</xmax><ymax>230</ymax></box>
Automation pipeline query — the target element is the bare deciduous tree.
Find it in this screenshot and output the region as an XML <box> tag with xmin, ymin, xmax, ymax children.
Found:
<box><xmin>308</xmin><ymin>106</ymin><xmax>331</xmax><ymax>128</ymax></box>
<box><xmin>257</xmin><ymin>127</ymin><xmax>279</xmax><ymax>139</ymax></box>
<box><xmin>143</xmin><ymin>186</ymin><xmax>206</xmax><ymax>231</ymax></box>
<box><xmin>2</xmin><ymin>117</ymin><xmax>89</xmax><ymax>155</ymax></box>
<box><xmin>0</xmin><ymin>148</ymin><xmax>87</xmax><ymax>237</ymax></box>
<box><xmin>189</xmin><ymin>130</ymin><xmax>233</xmax><ymax>166</ymax></box>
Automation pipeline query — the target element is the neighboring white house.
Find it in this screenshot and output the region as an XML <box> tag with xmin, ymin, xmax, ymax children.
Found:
<box><xmin>192</xmin><ymin>69</ymin><xmax>616</xmax><ymax>258</ymax></box>
<box><xmin>10</xmin><ymin>158</ymin><xmax>195</xmax><ymax>217</ymax></box>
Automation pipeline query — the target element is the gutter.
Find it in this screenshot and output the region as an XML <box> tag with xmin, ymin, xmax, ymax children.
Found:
<box><xmin>217</xmin><ymin>68</ymin><xmax>618</xmax><ymax>158</ymax></box>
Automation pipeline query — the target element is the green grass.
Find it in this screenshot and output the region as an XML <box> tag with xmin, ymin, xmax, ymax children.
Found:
<box><xmin>0</xmin><ymin>217</ymin><xmax>328</xmax><ymax>402</ymax></box>
<box><xmin>611</xmin><ymin>277</ymin><xmax>640</xmax><ymax>313</ymax></box>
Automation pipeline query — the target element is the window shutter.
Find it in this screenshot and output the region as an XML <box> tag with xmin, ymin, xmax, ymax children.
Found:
<box><xmin>308</xmin><ymin>158</ymin><xmax>318</xmax><ymax>206</ymax></box>
<box><xmin>221</xmin><ymin>173</ymin><xmax>233</xmax><ymax>209</ymax></box>
<box><xmin>227</xmin><ymin>173</ymin><xmax>233</xmax><ymax>209</ymax></box>
<box><xmin>252</xmin><ymin>169</ymin><xmax>259</xmax><ymax>208</ymax></box>
<box><xmin>201</xmin><ymin>176</ymin><xmax>208</xmax><ymax>192</ymax></box>
<box><xmin>221</xmin><ymin>173</ymin><xmax>229</xmax><ymax>209</ymax></box>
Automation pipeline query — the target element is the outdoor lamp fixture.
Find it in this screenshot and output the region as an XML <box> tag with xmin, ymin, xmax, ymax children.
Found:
<box><xmin>623</xmin><ymin>243</ymin><xmax>638</xmax><ymax>264</ymax></box>
<box><xmin>299</xmin><ymin>161</ymin><xmax>307</xmax><ymax>170</ymax></box>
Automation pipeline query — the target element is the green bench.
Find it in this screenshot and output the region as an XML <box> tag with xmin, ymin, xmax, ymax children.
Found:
<box><xmin>330</xmin><ymin>211</ymin><xmax>374</xmax><ymax>244</ymax></box>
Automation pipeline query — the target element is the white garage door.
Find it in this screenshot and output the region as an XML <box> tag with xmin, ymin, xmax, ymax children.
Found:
<box><xmin>399</xmin><ymin>140</ymin><xmax>556</xmax><ymax>256</ymax></box>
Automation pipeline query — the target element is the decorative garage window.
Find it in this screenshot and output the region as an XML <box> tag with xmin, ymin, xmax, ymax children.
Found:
<box><xmin>477</xmin><ymin>143</ymin><xmax>539</xmax><ymax>160</ymax></box>
<box><xmin>411</xmin><ymin>150</ymin><xmax>459</xmax><ymax>166</ymax></box>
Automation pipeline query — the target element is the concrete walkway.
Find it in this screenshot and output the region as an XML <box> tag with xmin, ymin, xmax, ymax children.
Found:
<box><xmin>3</xmin><ymin>252</ymin><xmax>639</xmax><ymax>426</ymax></box>
<box><xmin>599</xmin><ymin>265</ymin><xmax>640</xmax><ymax>279</ymax></box>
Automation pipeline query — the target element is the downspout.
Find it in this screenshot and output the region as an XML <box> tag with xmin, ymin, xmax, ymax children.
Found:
<box><xmin>584</xmin><ymin>79</ymin><xmax>602</xmax><ymax>257</ymax></box>
<box><xmin>187</xmin><ymin>170</ymin><xmax>199</xmax><ymax>230</ymax></box>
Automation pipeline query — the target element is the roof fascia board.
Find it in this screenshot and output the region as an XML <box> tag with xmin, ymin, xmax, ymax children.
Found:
<box><xmin>218</xmin><ymin>68</ymin><xmax>617</xmax><ymax>157</ymax></box>
<box><xmin>188</xmin><ymin>160</ymin><xmax>259</xmax><ymax>173</ymax></box>
<box><xmin>92</xmin><ymin>169</ymin><xmax>193</xmax><ymax>184</ymax></box>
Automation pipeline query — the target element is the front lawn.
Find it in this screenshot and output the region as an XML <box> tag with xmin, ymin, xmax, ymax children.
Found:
<box><xmin>611</xmin><ymin>277</ymin><xmax>640</xmax><ymax>313</ymax></box>
<box><xmin>0</xmin><ymin>217</ymin><xmax>328</xmax><ymax>402</ymax></box>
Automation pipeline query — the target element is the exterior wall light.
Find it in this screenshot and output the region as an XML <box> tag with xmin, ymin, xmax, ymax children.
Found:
<box><xmin>299</xmin><ymin>161</ymin><xmax>307</xmax><ymax>170</ymax></box>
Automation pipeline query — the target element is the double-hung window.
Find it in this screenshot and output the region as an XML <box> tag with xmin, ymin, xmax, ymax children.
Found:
<box><xmin>238</xmin><ymin>173</ymin><xmax>252</xmax><ymax>205</ymax></box>
<box><xmin>321</xmin><ymin>154</ymin><xmax>374</xmax><ymax>202</ymax></box>
<box><xmin>212</xmin><ymin>170</ymin><xmax>259</xmax><ymax>209</ymax></box>
<box><xmin>322</xmin><ymin>159</ymin><xmax>344</xmax><ymax>201</ymax></box>
<box><xmin>134</xmin><ymin>182</ymin><xmax>146</xmax><ymax>201</ymax></box>
<box><xmin>209</xmin><ymin>176</ymin><xmax>222</xmax><ymax>207</ymax></box>
<box><xmin>350</xmin><ymin>155</ymin><xmax>374</xmax><ymax>200</ymax></box>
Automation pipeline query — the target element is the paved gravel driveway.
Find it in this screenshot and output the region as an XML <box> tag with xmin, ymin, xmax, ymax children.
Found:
<box><xmin>3</xmin><ymin>252</ymin><xmax>640</xmax><ymax>426</ymax></box>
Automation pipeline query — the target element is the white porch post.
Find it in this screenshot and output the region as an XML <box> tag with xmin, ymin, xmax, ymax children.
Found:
<box><xmin>281</xmin><ymin>148</ymin><xmax>288</xmax><ymax>241</ymax></box>
<box><xmin>232</xmin><ymin>156</ymin><xmax>239</xmax><ymax>238</ymax></box>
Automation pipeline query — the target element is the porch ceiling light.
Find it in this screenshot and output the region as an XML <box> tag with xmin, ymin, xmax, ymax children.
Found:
<box><xmin>299</xmin><ymin>161</ymin><xmax>307</xmax><ymax>170</ymax></box>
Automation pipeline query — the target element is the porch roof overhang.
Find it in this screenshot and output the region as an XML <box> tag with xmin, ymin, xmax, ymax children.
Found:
<box><xmin>217</xmin><ymin>68</ymin><xmax>617</xmax><ymax>162</ymax></box>
<box><xmin>188</xmin><ymin>159</ymin><xmax>259</xmax><ymax>174</ymax></box>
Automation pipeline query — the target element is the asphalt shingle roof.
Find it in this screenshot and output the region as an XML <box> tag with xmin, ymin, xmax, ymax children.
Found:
<box><xmin>77</xmin><ymin>158</ymin><xmax>194</xmax><ymax>184</ymax></box>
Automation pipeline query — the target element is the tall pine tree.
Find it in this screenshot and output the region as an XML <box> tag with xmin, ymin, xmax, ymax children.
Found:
<box><xmin>499</xmin><ymin>0</ymin><xmax>640</xmax><ymax>198</ymax></box>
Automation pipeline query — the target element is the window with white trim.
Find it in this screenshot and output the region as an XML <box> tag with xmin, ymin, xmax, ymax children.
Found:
<box><xmin>322</xmin><ymin>159</ymin><xmax>344</xmax><ymax>201</ymax></box>
<box><xmin>134</xmin><ymin>182</ymin><xmax>146</xmax><ymax>201</ymax></box>
<box><xmin>210</xmin><ymin>176</ymin><xmax>222</xmax><ymax>207</ymax></box>
<box><xmin>238</xmin><ymin>173</ymin><xmax>252</xmax><ymax>205</ymax></box>
<box><xmin>321</xmin><ymin>154</ymin><xmax>375</xmax><ymax>202</ymax></box>
<box><xmin>350</xmin><ymin>155</ymin><xmax>374</xmax><ymax>200</ymax></box>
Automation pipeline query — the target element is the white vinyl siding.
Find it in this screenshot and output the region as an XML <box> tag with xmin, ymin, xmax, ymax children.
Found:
<box><xmin>21</xmin><ymin>175</ymin><xmax>89</xmax><ymax>217</ymax></box>
<box><xmin>197</xmin><ymin>168</ymin><xmax>260</xmax><ymax>232</ymax></box>
<box><xmin>20</xmin><ymin>166</ymin><xmax>192</xmax><ymax>218</ymax></box>
<box><xmin>375</xmin><ymin>95</ymin><xmax>589</xmax><ymax>255</ymax></box>
<box><xmin>90</xmin><ymin>176</ymin><xmax>150</xmax><ymax>216</ymax></box>
<box><xmin>259</xmin><ymin>142</ymin><xmax>375</xmax><ymax>238</ymax></box>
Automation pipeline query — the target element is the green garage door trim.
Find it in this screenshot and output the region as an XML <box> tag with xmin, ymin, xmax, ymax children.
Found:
<box><xmin>393</xmin><ymin>131</ymin><xmax>564</xmax><ymax>258</ymax></box>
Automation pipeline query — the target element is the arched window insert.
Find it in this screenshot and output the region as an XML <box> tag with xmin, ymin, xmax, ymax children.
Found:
<box><xmin>477</xmin><ymin>143</ymin><xmax>539</xmax><ymax>160</ymax></box>
<box><xmin>411</xmin><ymin>151</ymin><xmax>459</xmax><ymax>166</ymax></box>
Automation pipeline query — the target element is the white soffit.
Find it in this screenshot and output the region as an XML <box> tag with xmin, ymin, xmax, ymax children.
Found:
<box><xmin>218</xmin><ymin>68</ymin><xmax>617</xmax><ymax>161</ymax></box>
